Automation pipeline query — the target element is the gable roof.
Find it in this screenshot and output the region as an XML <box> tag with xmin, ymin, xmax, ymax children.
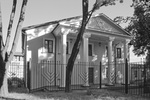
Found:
<box><xmin>97</xmin><ymin>13</ymin><xmax>130</xmax><ymax>36</ymax></box>
<box><xmin>22</xmin><ymin>13</ymin><xmax>131</xmax><ymax>37</ymax></box>
<box><xmin>22</xmin><ymin>16</ymin><xmax>81</xmax><ymax>31</ymax></box>
<box><xmin>22</xmin><ymin>13</ymin><xmax>132</xmax><ymax>54</ymax></box>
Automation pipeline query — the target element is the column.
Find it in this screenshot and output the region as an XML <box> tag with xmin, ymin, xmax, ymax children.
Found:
<box><xmin>123</xmin><ymin>39</ymin><xmax>130</xmax><ymax>84</ymax></box>
<box><xmin>82</xmin><ymin>33</ymin><xmax>91</xmax><ymax>86</ymax></box>
<box><xmin>107</xmin><ymin>37</ymin><xmax>115</xmax><ymax>85</ymax></box>
<box><xmin>124</xmin><ymin>39</ymin><xmax>130</xmax><ymax>62</ymax></box>
<box><xmin>60</xmin><ymin>28</ymin><xmax>70</xmax><ymax>87</ymax></box>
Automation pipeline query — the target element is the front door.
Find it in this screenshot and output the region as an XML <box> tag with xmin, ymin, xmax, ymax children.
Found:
<box><xmin>88</xmin><ymin>67</ymin><xmax>94</xmax><ymax>84</ymax></box>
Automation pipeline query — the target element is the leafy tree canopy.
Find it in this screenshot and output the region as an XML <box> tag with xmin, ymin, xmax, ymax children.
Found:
<box><xmin>114</xmin><ymin>0</ymin><xmax>150</xmax><ymax>59</ymax></box>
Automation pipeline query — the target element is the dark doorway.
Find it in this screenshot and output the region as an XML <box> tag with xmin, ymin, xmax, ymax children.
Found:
<box><xmin>88</xmin><ymin>67</ymin><xmax>94</xmax><ymax>84</ymax></box>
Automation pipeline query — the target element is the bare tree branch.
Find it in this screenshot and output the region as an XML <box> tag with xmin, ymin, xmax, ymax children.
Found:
<box><xmin>3</xmin><ymin>0</ymin><xmax>17</xmax><ymax>54</ymax></box>
<box><xmin>0</xmin><ymin>1</ymin><xmax>3</xmax><ymax>50</ymax></box>
<box><xmin>9</xmin><ymin>0</ymin><xmax>28</xmax><ymax>61</ymax></box>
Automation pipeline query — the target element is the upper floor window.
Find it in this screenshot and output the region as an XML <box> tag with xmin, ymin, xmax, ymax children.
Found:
<box><xmin>45</xmin><ymin>39</ymin><xmax>53</xmax><ymax>53</ymax></box>
<box><xmin>66</xmin><ymin>42</ymin><xmax>69</xmax><ymax>54</ymax></box>
<box><xmin>116</xmin><ymin>48</ymin><xmax>121</xmax><ymax>58</ymax></box>
<box><xmin>88</xmin><ymin>44</ymin><xmax>93</xmax><ymax>56</ymax></box>
<box><xmin>106</xmin><ymin>46</ymin><xmax>108</xmax><ymax>57</ymax></box>
<box><xmin>134</xmin><ymin>70</ymin><xmax>137</xmax><ymax>78</ymax></box>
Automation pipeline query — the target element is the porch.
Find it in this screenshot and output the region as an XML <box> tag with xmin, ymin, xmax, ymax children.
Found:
<box><xmin>54</xmin><ymin>26</ymin><xmax>131</xmax><ymax>86</ymax></box>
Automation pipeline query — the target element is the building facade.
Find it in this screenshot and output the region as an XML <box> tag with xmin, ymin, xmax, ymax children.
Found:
<box><xmin>22</xmin><ymin>13</ymin><xmax>131</xmax><ymax>89</ymax></box>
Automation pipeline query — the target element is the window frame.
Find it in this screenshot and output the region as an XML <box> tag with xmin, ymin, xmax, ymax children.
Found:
<box><xmin>116</xmin><ymin>48</ymin><xmax>121</xmax><ymax>58</ymax></box>
<box><xmin>105</xmin><ymin>46</ymin><xmax>108</xmax><ymax>57</ymax></box>
<box><xmin>66</xmin><ymin>41</ymin><xmax>69</xmax><ymax>54</ymax></box>
<box><xmin>88</xmin><ymin>43</ymin><xmax>94</xmax><ymax>56</ymax></box>
<box><xmin>44</xmin><ymin>39</ymin><xmax>54</xmax><ymax>53</ymax></box>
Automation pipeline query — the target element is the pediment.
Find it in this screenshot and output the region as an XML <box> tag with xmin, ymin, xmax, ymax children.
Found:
<box><xmin>87</xmin><ymin>15</ymin><xmax>127</xmax><ymax>35</ymax></box>
<box><xmin>59</xmin><ymin>14</ymin><xmax>129</xmax><ymax>36</ymax></box>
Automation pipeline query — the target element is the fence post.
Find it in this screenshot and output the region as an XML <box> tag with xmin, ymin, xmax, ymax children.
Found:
<box><xmin>125</xmin><ymin>58</ymin><xmax>128</xmax><ymax>94</ymax></box>
<box><xmin>27</xmin><ymin>61</ymin><xmax>31</xmax><ymax>92</ymax></box>
<box><xmin>54</xmin><ymin>61</ymin><xmax>56</xmax><ymax>86</ymax></box>
<box><xmin>99</xmin><ymin>61</ymin><xmax>102</xmax><ymax>89</ymax></box>
<box><xmin>143</xmin><ymin>63</ymin><xmax>147</xmax><ymax>93</ymax></box>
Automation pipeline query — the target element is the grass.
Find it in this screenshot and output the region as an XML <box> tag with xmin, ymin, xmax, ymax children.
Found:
<box><xmin>0</xmin><ymin>87</ymin><xmax>148</xmax><ymax>100</ymax></box>
<box><xmin>31</xmin><ymin>89</ymin><xmax>149</xmax><ymax>100</ymax></box>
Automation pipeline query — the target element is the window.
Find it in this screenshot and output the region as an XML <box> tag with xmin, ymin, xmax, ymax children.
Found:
<box><xmin>45</xmin><ymin>39</ymin><xmax>53</xmax><ymax>53</ymax></box>
<box><xmin>66</xmin><ymin>42</ymin><xmax>69</xmax><ymax>54</ymax></box>
<box><xmin>141</xmin><ymin>70</ymin><xmax>144</xmax><ymax>78</ymax></box>
<box><xmin>106</xmin><ymin>46</ymin><xmax>108</xmax><ymax>57</ymax></box>
<box><xmin>88</xmin><ymin>44</ymin><xmax>93</xmax><ymax>56</ymax></box>
<box><xmin>134</xmin><ymin>70</ymin><xmax>137</xmax><ymax>78</ymax></box>
<box><xmin>116</xmin><ymin>48</ymin><xmax>121</xmax><ymax>58</ymax></box>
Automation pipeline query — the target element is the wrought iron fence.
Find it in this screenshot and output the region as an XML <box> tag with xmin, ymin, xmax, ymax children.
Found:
<box><xmin>128</xmin><ymin>62</ymin><xmax>150</xmax><ymax>97</ymax></box>
<box><xmin>27</xmin><ymin>60</ymin><xmax>150</xmax><ymax>98</ymax></box>
<box><xmin>28</xmin><ymin>61</ymin><xmax>101</xmax><ymax>92</ymax></box>
<box><xmin>8</xmin><ymin>62</ymin><xmax>25</xmax><ymax>88</ymax></box>
<box><xmin>102</xmin><ymin>61</ymin><xmax>150</xmax><ymax>98</ymax></box>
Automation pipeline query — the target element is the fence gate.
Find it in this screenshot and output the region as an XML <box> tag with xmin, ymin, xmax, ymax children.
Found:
<box><xmin>88</xmin><ymin>67</ymin><xmax>94</xmax><ymax>84</ymax></box>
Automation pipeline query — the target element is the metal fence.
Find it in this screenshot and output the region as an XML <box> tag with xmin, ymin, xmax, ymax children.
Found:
<box><xmin>128</xmin><ymin>63</ymin><xmax>150</xmax><ymax>97</ymax></box>
<box><xmin>8</xmin><ymin>62</ymin><xmax>25</xmax><ymax>88</ymax></box>
<box><xmin>102</xmin><ymin>61</ymin><xmax>150</xmax><ymax>98</ymax></box>
<box><xmin>27</xmin><ymin>61</ymin><xmax>101</xmax><ymax>92</ymax></box>
<box><xmin>27</xmin><ymin>60</ymin><xmax>150</xmax><ymax>98</ymax></box>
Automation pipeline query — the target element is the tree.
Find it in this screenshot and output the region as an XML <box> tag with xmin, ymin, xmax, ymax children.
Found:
<box><xmin>129</xmin><ymin>0</ymin><xmax>150</xmax><ymax>65</ymax></box>
<box><xmin>0</xmin><ymin>0</ymin><xmax>28</xmax><ymax>96</ymax></box>
<box><xmin>114</xmin><ymin>0</ymin><xmax>150</xmax><ymax>64</ymax></box>
<box><xmin>65</xmin><ymin>0</ymin><xmax>123</xmax><ymax>92</ymax></box>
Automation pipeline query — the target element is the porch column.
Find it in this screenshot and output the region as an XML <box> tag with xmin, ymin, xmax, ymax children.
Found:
<box><xmin>83</xmin><ymin>33</ymin><xmax>91</xmax><ymax>86</ymax></box>
<box><xmin>60</xmin><ymin>28</ymin><xmax>70</xmax><ymax>87</ymax></box>
<box><xmin>123</xmin><ymin>39</ymin><xmax>130</xmax><ymax>84</ymax></box>
<box><xmin>124</xmin><ymin>39</ymin><xmax>130</xmax><ymax>62</ymax></box>
<box><xmin>107</xmin><ymin>37</ymin><xmax>115</xmax><ymax>85</ymax></box>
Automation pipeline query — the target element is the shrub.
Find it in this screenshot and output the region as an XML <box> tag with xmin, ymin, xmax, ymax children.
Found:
<box><xmin>8</xmin><ymin>77</ymin><xmax>25</xmax><ymax>87</ymax></box>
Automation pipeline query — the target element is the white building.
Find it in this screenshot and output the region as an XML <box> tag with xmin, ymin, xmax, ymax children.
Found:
<box><xmin>22</xmin><ymin>13</ymin><xmax>131</xmax><ymax>90</ymax></box>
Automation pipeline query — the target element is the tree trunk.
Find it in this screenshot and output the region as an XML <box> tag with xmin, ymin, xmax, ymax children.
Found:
<box><xmin>0</xmin><ymin>0</ymin><xmax>28</xmax><ymax>96</ymax></box>
<box><xmin>0</xmin><ymin>1</ymin><xmax>17</xmax><ymax>95</ymax></box>
<box><xmin>0</xmin><ymin>56</ymin><xmax>5</xmax><ymax>89</ymax></box>
<box><xmin>0</xmin><ymin>52</ymin><xmax>8</xmax><ymax>96</ymax></box>
<box><xmin>3</xmin><ymin>0</ymin><xmax>17</xmax><ymax>53</ymax></box>
<box><xmin>65</xmin><ymin>0</ymin><xmax>99</xmax><ymax>92</ymax></box>
<box><xmin>65</xmin><ymin>0</ymin><xmax>89</xmax><ymax>92</ymax></box>
<box><xmin>0</xmin><ymin>63</ymin><xmax>9</xmax><ymax>96</ymax></box>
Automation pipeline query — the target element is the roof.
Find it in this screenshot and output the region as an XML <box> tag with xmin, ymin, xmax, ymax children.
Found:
<box><xmin>7</xmin><ymin>51</ymin><xmax>23</xmax><ymax>56</ymax></box>
<box><xmin>22</xmin><ymin>13</ymin><xmax>131</xmax><ymax>36</ymax></box>
<box><xmin>22</xmin><ymin>16</ymin><xmax>81</xmax><ymax>31</ymax></box>
<box><xmin>21</xmin><ymin>13</ymin><xmax>132</xmax><ymax>54</ymax></box>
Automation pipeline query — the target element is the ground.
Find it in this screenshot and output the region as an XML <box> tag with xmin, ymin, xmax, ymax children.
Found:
<box><xmin>0</xmin><ymin>88</ymin><xmax>149</xmax><ymax>100</ymax></box>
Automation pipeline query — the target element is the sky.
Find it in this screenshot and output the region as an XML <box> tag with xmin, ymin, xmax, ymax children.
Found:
<box><xmin>0</xmin><ymin>0</ymin><xmax>145</xmax><ymax>62</ymax></box>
